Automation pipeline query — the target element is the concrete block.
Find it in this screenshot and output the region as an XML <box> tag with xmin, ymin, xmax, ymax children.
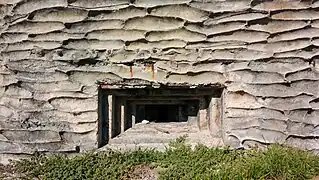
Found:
<box><xmin>205</xmin><ymin>12</ymin><xmax>268</xmax><ymax>25</ymax></box>
<box><xmin>126</xmin><ymin>40</ymin><xmax>186</xmax><ymax>50</ymax></box>
<box><xmin>134</xmin><ymin>0</ymin><xmax>190</xmax><ymax>7</ymax></box>
<box><xmin>65</xmin><ymin>40</ymin><xmax>124</xmax><ymax>50</ymax></box>
<box><xmin>88</xmin><ymin>6</ymin><xmax>147</xmax><ymax>20</ymax></box>
<box><xmin>247</xmin><ymin>20</ymin><xmax>309</xmax><ymax>34</ymax></box>
<box><xmin>124</xmin><ymin>16</ymin><xmax>184</xmax><ymax>31</ymax></box>
<box><xmin>150</xmin><ymin>5</ymin><xmax>209</xmax><ymax>22</ymax></box>
<box><xmin>190</xmin><ymin>0</ymin><xmax>250</xmax><ymax>13</ymax></box>
<box><xmin>146</xmin><ymin>28</ymin><xmax>206</xmax><ymax>42</ymax></box>
<box><xmin>271</xmin><ymin>10</ymin><xmax>319</xmax><ymax>20</ymax></box>
<box><xmin>208</xmin><ymin>30</ymin><xmax>269</xmax><ymax>43</ymax></box>
<box><xmin>6</xmin><ymin>21</ymin><xmax>65</xmax><ymax>34</ymax></box>
<box><xmin>69</xmin><ymin>0</ymin><xmax>129</xmax><ymax>9</ymax></box>
<box><xmin>50</xmin><ymin>97</ymin><xmax>97</xmax><ymax>113</ymax></box>
<box><xmin>64</xmin><ymin>20</ymin><xmax>124</xmax><ymax>33</ymax></box>
<box><xmin>1</xmin><ymin>130</ymin><xmax>61</xmax><ymax>143</ymax></box>
<box><xmin>252</xmin><ymin>0</ymin><xmax>311</xmax><ymax>11</ymax></box>
<box><xmin>185</xmin><ymin>22</ymin><xmax>246</xmax><ymax>36</ymax></box>
<box><xmin>13</xmin><ymin>0</ymin><xmax>67</xmax><ymax>14</ymax></box>
<box><xmin>248</xmin><ymin>39</ymin><xmax>311</xmax><ymax>53</ymax></box>
<box><xmin>87</xmin><ymin>29</ymin><xmax>145</xmax><ymax>41</ymax></box>
<box><xmin>226</xmin><ymin>70</ymin><xmax>285</xmax><ymax>84</ymax></box>
<box><xmin>31</xmin><ymin>7</ymin><xmax>88</xmax><ymax>23</ymax></box>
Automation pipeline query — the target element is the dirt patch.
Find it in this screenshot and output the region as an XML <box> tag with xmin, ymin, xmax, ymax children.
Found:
<box><xmin>122</xmin><ymin>164</ymin><xmax>158</xmax><ymax>180</ymax></box>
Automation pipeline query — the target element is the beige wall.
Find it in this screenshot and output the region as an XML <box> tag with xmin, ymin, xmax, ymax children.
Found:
<box><xmin>1</xmin><ymin>0</ymin><xmax>319</xmax><ymax>162</ymax></box>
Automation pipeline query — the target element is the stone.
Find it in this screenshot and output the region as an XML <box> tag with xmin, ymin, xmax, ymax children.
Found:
<box><xmin>5</xmin><ymin>41</ymin><xmax>62</xmax><ymax>52</ymax></box>
<box><xmin>204</xmin><ymin>12</ymin><xmax>268</xmax><ymax>25</ymax></box>
<box><xmin>247</xmin><ymin>20</ymin><xmax>309</xmax><ymax>34</ymax></box>
<box><xmin>208</xmin><ymin>49</ymin><xmax>273</xmax><ymax>61</ymax></box>
<box><xmin>5</xmin><ymin>21</ymin><xmax>65</xmax><ymax>34</ymax></box>
<box><xmin>107</xmin><ymin>49</ymin><xmax>151</xmax><ymax>63</ymax></box>
<box><xmin>88</xmin><ymin>7</ymin><xmax>147</xmax><ymax>20</ymax></box>
<box><xmin>263</xmin><ymin>95</ymin><xmax>314</xmax><ymax>111</ymax></box>
<box><xmin>51</xmin><ymin>49</ymin><xmax>98</xmax><ymax>61</ymax></box>
<box><xmin>146</xmin><ymin>28</ymin><xmax>206</xmax><ymax>42</ymax></box>
<box><xmin>287</xmin><ymin>69</ymin><xmax>319</xmax><ymax>81</ymax></box>
<box><xmin>150</xmin><ymin>5</ymin><xmax>209</xmax><ymax>22</ymax></box>
<box><xmin>268</xmin><ymin>27</ymin><xmax>319</xmax><ymax>42</ymax></box>
<box><xmin>224</xmin><ymin>92</ymin><xmax>263</xmax><ymax>109</ymax></box>
<box><xmin>126</xmin><ymin>40</ymin><xmax>186</xmax><ymax>50</ymax></box>
<box><xmin>185</xmin><ymin>22</ymin><xmax>246</xmax><ymax>36</ymax></box>
<box><xmin>31</xmin><ymin>8</ymin><xmax>88</xmax><ymax>23</ymax></box>
<box><xmin>226</xmin><ymin>108</ymin><xmax>287</xmax><ymax>121</ymax></box>
<box><xmin>64</xmin><ymin>20</ymin><xmax>124</xmax><ymax>33</ymax></box>
<box><xmin>190</xmin><ymin>0</ymin><xmax>250</xmax><ymax>13</ymax></box>
<box><xmin>134</xmin><ymin>0</ymin><xmax>190</xmax><ymax>7</ymax></box>
<box><xmin>0</xmin><ymin>105</ymin><xmax>15</xmax><ymax>118</ymax></box>
<box><xmin>248</xmin><ymin>39</ymin><xmax>311</xmax><ymax>53</ymax></box>
<box><xmin>166</xmin><ymin>71</ymin><xmax>225</xmax><ymax>85</ymax></box>
<box><xmin>50</xmin><ymin>97</ymin><xmax>97</xmax><ymax>113</ymax></box>
<box><xmin>227</xmin><ymin>83</ymin><xmax>301</xmax><ymax>97</ymax></box>
<box><xmin>65</xmin><ymin>40</ymin><xmax>124</xmax><ymax>50</ymax></box>
<box><xmin>271</xmin><ymin>10</ymin><xmax>319</xmax><ymax>20</ymax></box>
<box><xmin>226</xmin><ymin>70</ymin><xmax>286</xmax><ymax>84</ymax></box>
<box><xmin>286</xmin><ymin>110</ymin><xmax>319</xmax><ymax>126</ymax></box>
<box><xmin>87</xmin><ymin>29</ymin><xmax>145</xmax><ymax>41</ymax></box>
<box><xmin>124</xmin><ymin>16</ymin><xmax>184</xmax><ymax>31</ymax></box>
<box><xmin>225</xmin><ymin>117</ymin><xmax>287</xmax><ymax>132</ymax></box>
<box><xmin>291</xmin><ymin>80</ymin><xmax>319</xmax><ymax>97</ymax></box>
<box><xmin>0</xmin><ymin>74</ymin><xmax>18</xmax><ymax>87</ymax></box>
<box><xmin>29</xmin><ymin>111</ymin><xmax>97</xmax><ymax>124</ymax></box>
<box><xmin>208</xmin><ymin>30</ymin><xmax>269</xmax><ymax>43</ymax></box>
<box><xmin>33</xmin><ymin>92</ymin><xmax>93</xmax><ymax>101</ymax></box>
<box><xmin>0</xmin><ymin>33</ymin><xmax>28</xmax><ymax>43</ymax></box>
<box><xmin>287</xmin><ymin>137</ymin><xmax>319</xmax><ymax>150</ymax></box>
<box><xmin>22</xmin><ymin>81</ymin><xmax>82</xmax><ymax>92</ymax></box>
<box><xmin>185</xmin><ymin>41</ymin><xmax>246</xmax><ymax>50</ymax></box>
<box><xmin>252</xmin><ymin>1</ymin><xmax>311</xmax><ymax>11</ymax></box>
<box><xmin>3</xmin><ymin>85</ymin><xmax>32</xmax><ymax>98</ymax></box>
<box><xmin>155</xmin><ymin>61</ymin><xmax>224</xmax><ymax>74</ymax></box>
<box><xmin>16</xmin><ymin>71</ymin><xmax>68</xmax><ymax>83</ymax></box>
<box><xmin>230</xmin><ymin>128</ymin><xmax>287</xmax><ymax>144</ymax></box>
<box><xmin>0</xmin><ymin>97</ymin><xmax>54</xmax><ymax>111</ymax></box>
<box><xmin>69</xmin><ymin>0</ymin><xmax>129</xmax><ymax>9</ymax></box>
<box><xmin>29</xmin><ymin>32</ymin><xmax>84</xmax><ymax>42</ymax></box>
<box><xmin>247</xmin><ymin>58</ymin><xmax>310</xmax><ymax>75</ymax></box>
<box><xmin>287</xmin><ymin>121</ymin><xmax>315</xmax><ymax>137</ymax></box>
<box><xmin>1</xmin><ymin>130</ymin><xmax>61</xmax><ymax>143</ymax></box>
<box><xmin>13</xmin><ymin>0</ymin><xmax>67</xmax><ymax>14</ymax></box>
<box><xmin>69</xmin><ymin>71</ymin><xmax>122</xmax><ymax>86</ymax></box>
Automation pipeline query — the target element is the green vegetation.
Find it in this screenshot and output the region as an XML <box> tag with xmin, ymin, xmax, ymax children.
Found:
<box><xmin>13</xmin><ymin>137</ymin><xmax>319</xmax><ymax>180</ymax></box>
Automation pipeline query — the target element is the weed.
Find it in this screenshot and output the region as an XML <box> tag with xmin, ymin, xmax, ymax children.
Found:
<box><xmin>14</xmin><ymin>139</ymin><xmax>319</xmax><ymax>180</ymax></box>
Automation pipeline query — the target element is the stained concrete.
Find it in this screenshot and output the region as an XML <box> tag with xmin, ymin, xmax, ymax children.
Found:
<box><xmin>0</xmin><ymin>0</ymin><xmax>319</xmax><ymax>163</ymax></box>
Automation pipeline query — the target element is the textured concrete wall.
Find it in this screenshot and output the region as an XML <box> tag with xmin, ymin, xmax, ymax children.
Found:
<box><xmin>1</xmin><ymin>0</ymin><xmax>319</xmax><ymax>162</ymax></box>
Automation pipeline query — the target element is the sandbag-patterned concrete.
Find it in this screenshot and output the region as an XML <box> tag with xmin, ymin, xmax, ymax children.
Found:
<box><xmin>0</xmin><ymin>0</ymin><xmax>319</xmax><ymax>163</ymax></box>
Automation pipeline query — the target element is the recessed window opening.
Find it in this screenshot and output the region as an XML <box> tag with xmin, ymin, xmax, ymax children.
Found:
<box><xmin>98</xmin><ymin>86</ymin><xmax>223</xmax><ymax>147</ymax></box>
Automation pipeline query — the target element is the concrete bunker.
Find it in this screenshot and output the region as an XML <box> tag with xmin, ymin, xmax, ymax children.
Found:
<box><xmin>97</xmin><ymin>79</ymin><xmax>224</xmax><ymax>148</ymax></box>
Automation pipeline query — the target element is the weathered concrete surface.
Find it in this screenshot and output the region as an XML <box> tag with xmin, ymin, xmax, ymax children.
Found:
<box><xmin>0</xmin><ymin>0</ymin><xmax>319</xmax><ymax>163</ymax></box>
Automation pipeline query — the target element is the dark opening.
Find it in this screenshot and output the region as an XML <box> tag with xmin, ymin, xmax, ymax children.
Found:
<box><xmin>142</xmin><ymin>104</ymin><xmax>180</xmax><ymax>123</ymax></box>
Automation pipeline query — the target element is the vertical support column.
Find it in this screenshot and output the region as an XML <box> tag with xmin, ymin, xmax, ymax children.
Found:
<box><xmin>121</xmin><ymin>101</ymin><xmax>125</xmax><ymax>133</ymax></box>
<box><xmin>208</xmin><ymin>98</ymin><xmax>222</xmax><ymax>138</ymax></box>
<box><xmin>198</xmin><ymin>97</ymin><xmax>208</xmax><ymax>131</ymax></box>
<box><xmin>131</xmin><ymin>103</ymin><xmax>136</xmax><ymax>127</ymax></box>
<box><xmin>108</xmin><ymin>95</ymin><xmax>113</xmax><ymax>141</ymax></box>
